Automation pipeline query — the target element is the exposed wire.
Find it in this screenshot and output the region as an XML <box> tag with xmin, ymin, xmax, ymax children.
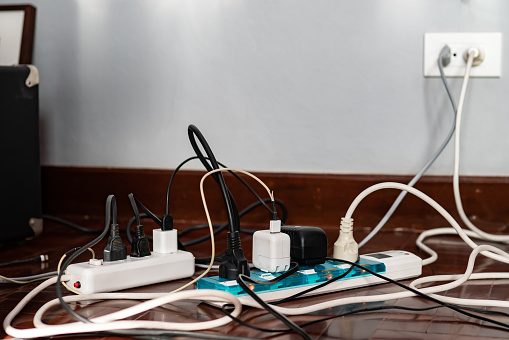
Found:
<box><xmin>166</xmin><ymin>156</ymin><xmax>275</xmax><ymax>217</ymax></box>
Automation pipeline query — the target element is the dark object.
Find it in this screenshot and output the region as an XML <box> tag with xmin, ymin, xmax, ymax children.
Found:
<box><xmin>0</xmin><ymin>65</ymin><xmax>42</xmax><ymax>246</ymax></box>
<box><xmin>218</xmin><ymin>231</ymin><xmax>250</xmax><ymax>280</ymax></box>
<box><xmin>0</xmin><ymin>5</ymin><xmax>36</xmax><ymax>64</ymax></box>
<box><xmin>103</xmin><ymin>224</ymin><xmax>127</xmax><ymax>261</ymax></box>
<box><xmin>281</xmin><ymin>225</ymin><xmax>328</xmax><ymax>266</ymax></box>
<box><xmin>130</xmin><ymin>225</ymin><xmax>151</xmax><ymax>257</ymax></box>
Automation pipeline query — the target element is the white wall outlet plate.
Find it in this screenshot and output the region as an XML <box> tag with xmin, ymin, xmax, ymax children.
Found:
<box><xmin>423</xmin><ymin>32</ymin><xmax>502</xmax><ymax>77</ymax></box>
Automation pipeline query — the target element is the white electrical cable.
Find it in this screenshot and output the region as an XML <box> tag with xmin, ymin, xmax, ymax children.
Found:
<box><xmin>239</xmin><ymin>182</ymin><xmax>509</xmax><ymax>316</ymax></box>
<box><xmin>452</xmin><ymin>48</ymin><xmax>509</xmax><ymax>243</ymax></box>
<box><xmin>344</xmin><ymin>182</ymin><xmax>509</xmax><ymax>264</ymax></box>
<box><xmin>242</xmin><ymin>244</ymin><xmax>509</xmax><ymax>315</ymax></box>
<box><xmin>416</xmin><ymin>227</ymin><xmax>495</xmax><ymax>266</ymax></box>
<box><xmin>5</xmin><ymin>277</ymin><xmax>242</xmax><ymax>338</ymax></box>
<box><xmin>358</xmin><ymin>46</ymin><xmax>457</xmax><ymax>249</ymax></box>
<box><xmin>5</xmin><ymin>167</ymin><xmax>276</xmax><ymax>339</ymax></box>
<box><xmin>33</xmin><ymin>290</ymin><xmax>242</xmax><ymax>330</ymax></box>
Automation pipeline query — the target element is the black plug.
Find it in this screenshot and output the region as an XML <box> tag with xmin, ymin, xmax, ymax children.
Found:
<box><xmin>281</xmin><ymin>225</ymin><xmax>328</xmax><ymax>266</ymax></box>
<box><xmin>219</xmin><ymin>231</ymin><xmax>250</xmax><ymax>280</ymax></box>
<box><xmin>128</xmin><ymin>193</ymin><xmax>151</xmax><ymax>258</ymax></box>
<box><xmin>162</xmin><ymin>214</ymin><xmax>173</xmax><ymax>231</ymax></box>
<box><xmin>103</xmin><ymin>223</ymin><xmax>127</xmax><ymax>262</ymax></box>
<box><xmin>130</xmin><ymin>224</ymin><xmax>151</xmax><ymax>257</ymax></box>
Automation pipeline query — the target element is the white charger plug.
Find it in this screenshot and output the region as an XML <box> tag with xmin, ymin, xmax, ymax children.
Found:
<box><xmin>153</xmin><ymin>229</ymin><xmax>178</xmax><ymax>254</ymax></box>
<box><xmin>333</xmin><ymin>217</ymin><xmax>359</xmax><ymax>262</ymax></box>
<box><xmin>252</xmin><ymin>220</ymin><xmax>290</xmax><ymax>272</ymax></box>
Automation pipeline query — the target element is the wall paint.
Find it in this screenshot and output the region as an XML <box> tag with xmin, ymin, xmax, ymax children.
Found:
<box><xmin>5</xmin><ymin>0</ymin><xmax>509</xmax><ymax>175</ymax></box>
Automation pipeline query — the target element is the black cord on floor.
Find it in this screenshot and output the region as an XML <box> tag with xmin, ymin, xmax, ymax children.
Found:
<box><xmin>236</xmin><ymin>273</ymin><xmax>312</xmax><ymax>340</ymax></box>
<box><xmin>42</xmin><ymin>215</ymin><xmax>103</xmax><ymax>234</ymax></box>
<box><xmin>326</xmin><ymin>257</ymin><xmax>509</xmax><ymax>330</ymax></box>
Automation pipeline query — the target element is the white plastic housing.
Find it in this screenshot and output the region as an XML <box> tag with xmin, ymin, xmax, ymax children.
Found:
<box><xmin>252</xmin><ymin>230</ymin><xmax>290</xmax><ymax>272</ymax></box>
<box><xmin>153</xmin><ymin>229</ymin><xmax>178</xmax><ymax>254</ymax></box>
<box><xmin>65</xmin><ymin>251</ymin><xmax>194</xmax><ymax>294</ymax></box>
<box><xmin>423</xmin><ymin>32</ymin><xmax>502</xmax><ymax>77</ymax></box>
<box><xmin>333</xmin><ymin>217</ymin><xmax>359</xmax><ymax>262</ymax></box>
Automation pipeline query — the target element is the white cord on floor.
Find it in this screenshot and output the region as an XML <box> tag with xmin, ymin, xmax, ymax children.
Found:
<box><xmin>452</xmin><ymin>49</ymin><xmax>509</xmax><ymax>243</ymax></box>
<box><xmin>242</xmin><ymin>244</ymin><xmax>509</xmax><ymax>315</ymax></box>
<box><xmin>343</xmin><ymin>182</ymin><xmax>509</xmax><ymax>264</ymax></box>
<box><xmin>4</xmin><ymin>275</ymin><xmax>242</xmax><ymax>338</ymax></box>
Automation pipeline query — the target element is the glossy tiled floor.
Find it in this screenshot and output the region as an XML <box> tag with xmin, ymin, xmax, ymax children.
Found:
<box><xmin>2</xmin><ymin>218</ymin><xmax>509</xmax><ymax>340</ymax></box>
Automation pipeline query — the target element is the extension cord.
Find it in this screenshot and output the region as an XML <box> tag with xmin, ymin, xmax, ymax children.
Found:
<box><xmin>197</xmin><ymin>250</ymin><xmax>421</xmax><ymax>305</ymax></box>
<box><xmin>65</xmin><ymin>251</ymin><xmax>195</xmax><ymax>294</ymax></box>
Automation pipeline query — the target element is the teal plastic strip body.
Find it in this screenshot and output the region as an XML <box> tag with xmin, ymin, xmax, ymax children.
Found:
<box><xmin>196</xmin><ymin>258</ymin><xmax>386</xmax><ymax>296</ymax></box>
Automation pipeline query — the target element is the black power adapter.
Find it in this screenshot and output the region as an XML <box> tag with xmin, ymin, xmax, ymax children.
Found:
<box><xmin>281</xmin><ymin>225</ymin><xmax>328</xmax><ymax>266</ymax></box>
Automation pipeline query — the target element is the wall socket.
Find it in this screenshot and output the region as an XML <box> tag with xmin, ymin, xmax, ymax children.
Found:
<box><xmin>423</xmin><ymin>32</ymin><xmax>502</xmax><ymax>77</ymax></box>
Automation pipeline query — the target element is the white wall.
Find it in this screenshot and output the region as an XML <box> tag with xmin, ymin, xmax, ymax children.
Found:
<box><xmin>5</xmin><ymin>0</ymin><xmax>509</xmax><ymax>175</ymax></box>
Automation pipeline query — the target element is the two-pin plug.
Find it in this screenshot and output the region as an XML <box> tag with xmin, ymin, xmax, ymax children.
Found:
<box><xmin>333</xmin><ymin>217</ymin><xmax>359</xmax><ymax>262</ymax></box>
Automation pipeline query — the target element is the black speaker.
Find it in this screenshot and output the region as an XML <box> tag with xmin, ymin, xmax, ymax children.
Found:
<box><xmin>0</xmin><ymin>65</ymin><xmax>42</xmax><ymax>246</ymax></box>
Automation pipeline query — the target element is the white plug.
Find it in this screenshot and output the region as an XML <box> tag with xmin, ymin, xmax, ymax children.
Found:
<box><xmin>252</xmin><ymin>220</ymin><xmax>290</xmax><ymax>272</ymax></box>
<box><xmin>153</xmin><ymin>229</ymin><xmax>178</xmax><ymax>254</ymax></box>
<box><xmin>333</xmin><ymin>217</ymin><xmax>359</xmax><ymax>262</ymax></box>
<box><xmin>464</xmin><ymin>46</ymin><xmax>484</xmax><ymax>66</ymax></box>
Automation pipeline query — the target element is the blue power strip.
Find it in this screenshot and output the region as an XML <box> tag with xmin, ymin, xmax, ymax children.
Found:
<box><xmin>197</xmin><ymin>258</ymin><xmax>386</xmax><ymax>296</ymax></box>
<box><xmin>196</xmin><ymin>251</ymin><xmax>423</xmax><ymax>304</ymax></box>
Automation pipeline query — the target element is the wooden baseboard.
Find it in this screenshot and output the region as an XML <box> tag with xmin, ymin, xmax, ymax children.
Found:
<box><xmin>41</xmin><ymin>166</ymin><xmax>509</xmax><ymax>233</ymax></box>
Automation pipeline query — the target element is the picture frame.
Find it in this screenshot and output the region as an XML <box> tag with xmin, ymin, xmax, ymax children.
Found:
<box><xmin>0</xmin><ymin>4</ymin><xmax>36</xmax><ymax>65</ymax></box>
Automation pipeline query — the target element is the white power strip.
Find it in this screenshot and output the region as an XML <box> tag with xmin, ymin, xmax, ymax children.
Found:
<box><xmin>199</xmin><ymin>250</ymin><xmax>422</xmax><ymax>306</ymax></box>
<box><xmin>65</xmin><ymin>251</ymin><xmax>195</xmax><ymax>294</ymax></box>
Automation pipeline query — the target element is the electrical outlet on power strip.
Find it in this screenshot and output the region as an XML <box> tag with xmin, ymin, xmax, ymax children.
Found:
<box><xmin>423</xmin><ymin>32</ymin><xmax>502</xmax><ymax>77</ymax></box>
<box><xmin>65</xmin><ymin>251</ymin><xmax>195</xmax><ymax>294</ymax></box>
<box><xmin>197</xmin><ymin>250</ymin><xmax>422</xmax><ymax>306</ymax></box>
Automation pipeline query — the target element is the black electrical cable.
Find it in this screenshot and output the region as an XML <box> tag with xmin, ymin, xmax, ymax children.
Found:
<box><xmin>126</xmin><ymin>213</ymin><xmax>150</xmax><ymax>244</ymax></box>
<box><xmin>220</xmin><ymin>304</ymin><xmax>444</xmax><ymax>334</ymax></box>
<box><xmin>125</xmin><ymin>198</ymin><xmax>288</xmax><ymax>247</ymax></box>
<box><xmin>243</xmin><ymin>262</ymin><xmax>300</xmax><ymax>285</ymax></box>
<box><xmin>326</xmin><ymin>257</ymin><xmax>509</xmax><ymax>330</ymax></box>
<box><xmin>166</xmin><ymin>156</ymin><xmax>274</xmax><ymax>217</ymax></box>
<box><xmin>39</xmin><ymin>329</ymin><xmax>259</xmax><ymax>340</ymax></box>
<box><xmin>56</xmin><ymin>195</ymin><xmax>116</xmax><ymax>324</ymax></box>
<box><xmin>180</xmin><ymin>198</ymin><xmax>288</xmax><ymax>248</ymax></box>
<box><xmin>236</xmin><ymin>273</ymin><xmax>312</xmax><ymax>340</ymax></box>
<box><xmin>42</xmin><ymin>215</ymin><xmax>103</xmax><ymax>234</ymax></box>
<box><xmin>222</xmin><ymin>266</ymin><xmax>509</xmax><ymax>336</ymax></box>
<box><xmin>188</xmin><ymin>125</ymin><xmax>239</xmax><ymax>233</ymax></box>
<box><xmin>272</xmin><ymin>261</ymin><xmax>356</xmax><ymax>305</ymax></box>
<box><xmin>0</xmin><ymin>255</ymin><xmax>48</xmax><ymax>268</ymax></box>
<box><xmin>300</xmin><ymin>304</ymin><xmax>509</xmax><ymax>329</ymax></box>
<box><xmin>129</xmin><ymin>193</ymin><xmax>142</xmax><ymax>226</ymax></box>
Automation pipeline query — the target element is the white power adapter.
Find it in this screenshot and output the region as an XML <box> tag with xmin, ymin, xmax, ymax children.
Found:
<box><xmin>252</xmin><ymin>220</ymin><xmax>290</xmax><ymax>272</ymax></box>
<box><xmin>153</xmin><ymin>229</ymin><xmax>178</xmax><ymax>254</ymax></box>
